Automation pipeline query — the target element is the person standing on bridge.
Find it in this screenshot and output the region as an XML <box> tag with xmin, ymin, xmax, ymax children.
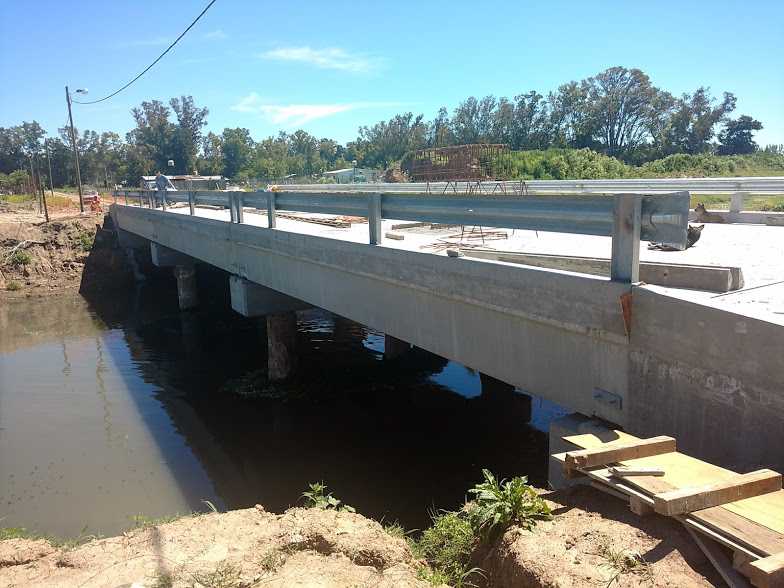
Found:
<box><xmin>154</xmin><ymin>170</ymin><xmax>174</xmax><ymax>207</ymax></box>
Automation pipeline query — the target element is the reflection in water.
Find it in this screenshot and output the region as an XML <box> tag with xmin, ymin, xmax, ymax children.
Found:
<box><xmin>0</xmin><ymin>275</ymin><xmax>570</xmax><ymax>539</ymax></box>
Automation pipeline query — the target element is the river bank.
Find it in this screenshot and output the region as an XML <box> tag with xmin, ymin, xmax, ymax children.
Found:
<box><xmin>0</xmin><ymin>485</ymin><xmax>721</xmax><ymax>588</ymax></box>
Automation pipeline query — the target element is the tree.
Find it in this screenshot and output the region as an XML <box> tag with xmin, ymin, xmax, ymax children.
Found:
<box><xmin>221</xmin><ymin>128</ymin><xmax>256</xmax><ymax>178</ymax></box>
<box><xmin>426</xmin><ymin>107</ymin><xmax>455</xmax><ymax>148</ymax></box>
<box><xmin>199</xmin><ymin>132</ymin><xmax>225</xmax><ymax>175</ymax></box>
<box><xmin>583</xmin><ymin>67</ymin><xmax>665</xmax><ymax>159</ymax></box>
<box><xmin>664</xmin><ymin>88</ymin><xmax>736</xmax><ymax>155</ymax></box>
<box><xmin>0</xmin><ymin>126</ymin><xmax>26</xmax><ymax>175</ymax></box>
<box><xmin>170</xmin><ymin>96</ymin><xmax>209</xmax><ymax>175</ymax></box>
<box><xmin>127</xmin><ymin>100</ymin><xmax>175</xmax><ymax>174</ymax></box>
<box><xmin>717</xmin><ymin>115</ymin><xmax>763</xmax><ymax>155</ymax></box>
<box><xmin>512</xmin><ymin>91</ymin><xmax>548</xmax><ymax>150</ymax></box>
<box><xmin>547</xmin><ymin>81</ymin><xmax>595</xmax><ymax>149</ymax></box>
<box><xmin>357</xmin><ymin>113</ymin><xmax>427</xmax><ymax>168</ymax></box>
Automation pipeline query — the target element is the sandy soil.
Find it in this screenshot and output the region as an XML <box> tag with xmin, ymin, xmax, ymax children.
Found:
<box><xmin>0</xmin><ymin>196</ymin><xmax>114</xmax><ymax>298</ymax></box>
<box><xmin>0</xmin><ymin>487</ymin><xmax>724</xmax><ymax>588</ymax></box>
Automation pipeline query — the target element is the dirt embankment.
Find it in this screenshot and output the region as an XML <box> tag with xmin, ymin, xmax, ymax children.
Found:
<box><xmin>0</xmin><ymin>487</ymin><xmax>722</xmax><ymax>588</ymax></box>
<box><xmin>0</xmin><ymin>203</ymin><xmax>126</xmax><ymax>299</ymax></box>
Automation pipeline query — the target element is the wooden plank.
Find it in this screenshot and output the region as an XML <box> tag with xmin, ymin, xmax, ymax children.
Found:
<box><xmin>749</xmin><ymin>552</ymin><xmax>784</xmax><ymax>588</ymax></box>
<box><xmin>630</xmin><ymin>496</ymin><xmax>656</xmax><ymax>517</ymax></box>
<box><xmin>610</xmin><ymin>466</ymin><xmax>665</xmax><ymax>477</ymax></box>
<box><xmin>685</xmin><ymin>526</ymin><xmax>752</xmax><ymax>588</ymax></box>
<box><xmin>565</xmin><ymin>436</ymin><xmax>676</xmax><ymax>469</ymax></box>
<box><xmin>564</xmin><ymin>433</ymin><xmax>784</xmax><ymax>538</ymax></box>
<box><xmin>653</xmin><ymin>470</ymin><xmax>782</xmax><ymax>516</ymax></box>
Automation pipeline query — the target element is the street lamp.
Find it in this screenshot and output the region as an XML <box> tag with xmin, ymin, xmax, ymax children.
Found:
<box><xmin>66</xmin><ymin>86</ymin><xmax>88</xmax><ymax>213</ymax></box>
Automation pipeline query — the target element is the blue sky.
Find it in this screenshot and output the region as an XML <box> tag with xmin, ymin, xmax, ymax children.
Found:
<box><xmin>1</xmin><ymin>0</ymin><xmax>782</xmax><ymax>150</ymax></box>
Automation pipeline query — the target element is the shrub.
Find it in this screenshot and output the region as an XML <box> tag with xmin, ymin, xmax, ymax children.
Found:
<box><xmin>11</xmin><ymin>250</ymin><xmax>31</xmax><ymax>266</ymax></box>
<box><xmin>6</xmin><ymin>281</ymin><xmax>21</xmax><ymax>291</ymax></box>
<box><xmin>300</xmin><ymin>482</ymin><xmax>355</xmax><ymax>513</ymax></box>
<box><xmin>77</xmin><ymin>231</ymin><xmax>94</xmax><ymax>252</ymax></box>
<box><xmin>466</xmin><ymin>469</ymin><xmax>552</xmax><ymax>540</ymax></box>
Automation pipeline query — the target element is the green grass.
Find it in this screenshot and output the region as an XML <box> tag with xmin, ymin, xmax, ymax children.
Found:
<box><xmin>1</xmin><ymin>525</ymin><xmax>103</xmax><ymax>549</ymax></box>
<box><xmin>410</xmin><ymin>510</ymin><xmax>478</xmax><ymax>586</ymax></box>
<box><xmin>5</xmin><ymin>280</ymin><xmax>21</xmax><ymax>291</ymax></box>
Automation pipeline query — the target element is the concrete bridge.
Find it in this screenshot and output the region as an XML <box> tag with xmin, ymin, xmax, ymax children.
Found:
<box><xmin>109</xmin><ymin>191</ymin><xmax>784</xmax><ymax>472</ymax></box>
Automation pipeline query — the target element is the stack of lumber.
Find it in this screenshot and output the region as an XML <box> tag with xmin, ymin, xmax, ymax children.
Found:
<box><xmin>553</xmin><ymin>431</ymin><xmax>784</xmax><ymax>588</ymax></box>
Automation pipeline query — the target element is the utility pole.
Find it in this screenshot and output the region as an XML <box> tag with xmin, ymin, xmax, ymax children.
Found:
<box><xmin>66</xmin><ymin>86</ymin><xmax>85</xmax><ymax>213</ymax></box>
<box><xmin>44</xmin><ymin>139</ymin><xmax>54</xmax><ymax>198</ymax></box>
<box><xmin>27</xmin><ymin>155</ymin><xmax>41</xmax><ymax>214</ymax></box>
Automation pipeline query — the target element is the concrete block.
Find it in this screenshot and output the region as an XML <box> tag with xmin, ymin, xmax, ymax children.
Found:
<box><xmin>548</xmin><ymin>413</ymin><xmax>593</xmax><ymax>490</ymax></box>
<box><xmin>461</xmin><ymin>250</ymin><xmax>740</xmax><ymax>292</ymax></box>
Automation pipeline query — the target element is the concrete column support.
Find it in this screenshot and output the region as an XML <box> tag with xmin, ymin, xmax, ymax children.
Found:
<box><xmin>267</xmin><ymin>312</ymin><xmax>298</xmax><ymax>380</ymax></box>
<box><xmin>173</xmin><ymin>264</ymin><xmax>198</xmax><ymax>310</ymax></box>
<box><xmin>384</xmin><ymin>334</ymin><xmax>410</xmax><ymax>360</ymax></box>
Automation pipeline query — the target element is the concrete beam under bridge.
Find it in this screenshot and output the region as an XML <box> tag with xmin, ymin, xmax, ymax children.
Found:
<box><xmin>151</xmin><ymin>243</ymin><xmax>200</xmax><ymax>268</ymax></box>
<box><xmin>229</xmin><ymin>276</ymin><xmax>312</xmax><ymax>317</ymax></box>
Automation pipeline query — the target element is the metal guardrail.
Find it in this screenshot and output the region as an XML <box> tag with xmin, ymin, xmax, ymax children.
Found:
<box><xmin>267</xmin><ymin>177</ymin><xmax>784</xmax><ymax>196</ymax></box>
<box><xmin>112</xmin><ymin>188</ymin><xmax>690</xmax><ymax>283</ymax></box>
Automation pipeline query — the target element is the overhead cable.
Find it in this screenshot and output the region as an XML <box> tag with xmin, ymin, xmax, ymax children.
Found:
<box><xmin>73</xmin><ymin>0</ymin><xmax>218</xmax><ymax>105</ymax></box>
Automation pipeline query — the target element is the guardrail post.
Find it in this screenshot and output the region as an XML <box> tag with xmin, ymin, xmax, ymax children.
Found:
<box><xmin>124</xmin><ymin>191</ymin><xmax>129</xmax><ymax>205</ymax></box>
<box><xmin>188</xmin><ymin>190</ymin><xmax>195</xmax><ymax>216</ymax></box>
<box><xmin>730</xmin><ymin>192</ymin><xmax>745</xmax><ymax>213</ymax></box>
<box><xmin>267</xmin><ymin>191</ymin><xmax>277</xmax><ymax>228</ymax></box>
<box><xmin>611</xmin><ymin>193</ymin><xmax>642</xmax><ymax>282</ymax></box>
<box><xmin>236</xmin><ymin>192</ymin><xmax>245</xmax><ymax>224</ymax></box>
<box><xmin>369</xmin><ymin>192</ymin><xmax>382</xmax><ymax>245</ymax></box>
<box><xmin>139</xmin><ymin>191</ymin><xmax>144</xmax><ymax>208</ymax></box>
<box><xmin>229</xmin><ymin>192</ymin><xmax>237</xmax><ymax>223</ymax></box>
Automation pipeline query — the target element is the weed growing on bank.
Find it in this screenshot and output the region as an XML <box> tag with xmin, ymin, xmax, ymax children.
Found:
<box><xmin>299</xmin><ymin>471</ymin><xmax>551</xmax><ymax>587</ymax></box>
<box><xmin>300</xmin><ymin>482</ymin><xmax>356</xmax><ymax>513</ymax></box>
<box><xmin>597</xmin><ymin>537</ymin><xmax>655</xmax><ymax>586</ymax></box>
<box><xmin>0</xmin><ymin>524</ymin><xmax>103</xmax><ymax>550</ymax></box>
<box><xmin>10</xmin><ymin>250</ymin><xmax>30</xmax><ymax>266</ymax></box>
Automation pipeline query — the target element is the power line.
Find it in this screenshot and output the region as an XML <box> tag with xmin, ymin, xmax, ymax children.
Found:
<box><xmin>73</xmin><ymin>0</ymin><xmax>218</xmax><ymax>105</ymax></box>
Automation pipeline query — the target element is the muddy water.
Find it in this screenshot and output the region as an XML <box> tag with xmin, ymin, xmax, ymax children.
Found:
<box><xmin>0</xmin><ymin>280</ymin><xmax>569</xmax><ymax>540</ymax></box>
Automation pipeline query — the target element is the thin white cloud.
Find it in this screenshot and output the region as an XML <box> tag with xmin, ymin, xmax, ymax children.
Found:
<box><xmin>203</xmin><ymin>29</ymin><xmax>227</xmax><ymax>40</ymax></box>
<box><xmin>262</xmin><ymin>46</ymin><xmax>382</xmax><ymax>74</ymax></box>
<box><xmin>233</xmin><ymin>93</ymin><xmax>402</xmax><ymax>126</ymax></box>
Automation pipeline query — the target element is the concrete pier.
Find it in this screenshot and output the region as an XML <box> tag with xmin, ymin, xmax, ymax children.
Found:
<box><xmin>173</xmin><ymin>265</ymin><xmax>198</xmax><ymax>310</ymax></box>
<box><xmin>267</xmin><ymin>312</ymin><xmax>298</xmax><ymax>380</ymax></box>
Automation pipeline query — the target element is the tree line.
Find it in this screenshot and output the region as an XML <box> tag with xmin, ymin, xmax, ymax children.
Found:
<box><xmin>0</xmin><ymin>66</ymin><xmax>775</xmax><ymax>192</ymax></box>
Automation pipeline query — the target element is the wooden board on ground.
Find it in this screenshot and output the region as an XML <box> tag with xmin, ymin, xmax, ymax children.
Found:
<box><xmin>653</xmin><ymin>470</ymin><xmax>782</xmax><ymax>516</ymax></box>
<box><xmin>561</xmin><ymin>432</ymin><xmax>784</xmax><ymax>556</ymax></box>
<box><xmin>564</xmin><ymin>436</ymin><xmax>676</xmax><ymax>469</ymax></box>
